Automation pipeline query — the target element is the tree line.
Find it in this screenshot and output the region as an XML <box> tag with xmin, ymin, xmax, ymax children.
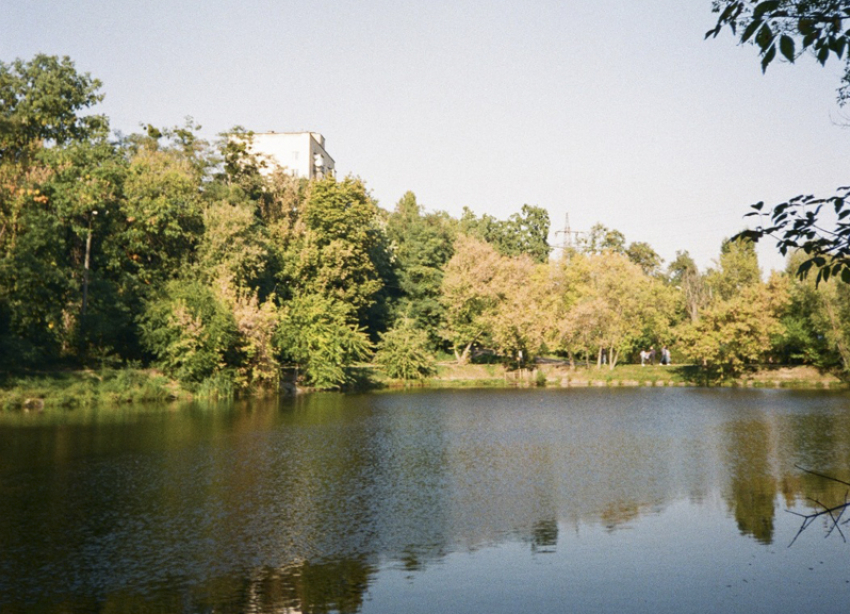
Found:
<box><xmin>2</xmin><ymin>54</ymin><xmax>850</xmax><ymax>390</ymax></box>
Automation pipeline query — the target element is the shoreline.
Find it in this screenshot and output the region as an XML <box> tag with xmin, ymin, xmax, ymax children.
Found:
<box><xmin>380</xmin><ymin>363</ymin><xmax>845</xmax><ymax>392</ymax></box>
<box><xmin>1</xmin><ymin>364</ymin><xmax>845</xmax><ymax>411</ymax></box>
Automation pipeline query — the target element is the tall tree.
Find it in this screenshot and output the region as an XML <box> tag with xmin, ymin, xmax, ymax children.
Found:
<box><xmin>277</xmin><ymin>176</ymin><xmax>387</xmax><ymax>327</ymax></box>
<box><xmin>459</xmin><ymin>204</ymin><xmax>551</xmax><ymax>263</ymax></box>
<box><xmin>439</xmin><ymin>234</ymin><xmax>504</xmax><ymax>363</ymax></box>
<box><xmin>0</xmin><ymin>55</ymin><xmax>107</xmax><ymax>162</ymax></box>
<box><xmin>677</xmin><ymin>274</ymin><xmax>788</xmax><ymax>376</ymax></box>
<box><xmin>486</xmin><ymin>256</ymin><xmax>555</xmax><ymax>364</ymax></box>
<box><xmin>705</xmin><ymin>237</ymin><xmax>762</xmax><ymax>301</ymax></box>
<box><xmin>0</xmin><ymin>55</ymin><xmax>113</xmax><ymax>364</ymax></box>
<box><xmin>667</xmin><ymin>250</ymin><xmax>709</xmax><ymax>322</ymax></box>
<box><xmin>780</xmin><ymin>251</ymin><xmax>850</xmax><ymax>370</ymax></box>
<box><xmin>385</xmin><ymin>191</ymin><xmax>455</xmax><ymax>345</ymax></box>
<box><xmin>626</xmin><ymin>241</ymin><xmax>663</xmax><ymax>277</ymax></box>
<box><xmin>577</xmin><ymin>223</ymin><xmax>627</xmax><ymax>255</ymax></box>
<box><xmin>553</xmin><ymin>252</ymin><xmax>676</xmax><ymax>369</ymax></box>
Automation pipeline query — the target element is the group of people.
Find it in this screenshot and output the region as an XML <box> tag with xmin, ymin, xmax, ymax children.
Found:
<box><xmin>640</xmin><ymin>346</ymin><xmax>671</xmax><ymax>366</ymax></box>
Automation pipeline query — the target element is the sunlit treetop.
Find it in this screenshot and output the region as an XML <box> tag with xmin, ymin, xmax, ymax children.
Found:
<box><xmin>0</xmin><ymin>54</ymin><xmax>108</xmax><ymax>161</ymax></box>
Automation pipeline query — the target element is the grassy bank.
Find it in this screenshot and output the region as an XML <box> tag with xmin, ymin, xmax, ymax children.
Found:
<box><xmin>0</xmin><ymin>369</ymin><xmax>189</xmax><ymax>411</ymax></box>
<box><xmin>2</xmin><ymin>363</ymin><xmax>845</xmax><ymax>411</ymax></box>
<box><xmin>380</xmin><ymin>362</ymin><xmax>846</xmax><ymax>390</ymax></box>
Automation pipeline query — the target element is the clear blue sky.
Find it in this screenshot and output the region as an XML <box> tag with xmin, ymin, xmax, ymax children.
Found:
<box><xmin>4</xmin><ymin>0</ymin><xmax>849</xmax><ymax>273</ymax></box>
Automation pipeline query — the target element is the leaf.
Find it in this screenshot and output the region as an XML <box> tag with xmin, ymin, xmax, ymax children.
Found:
<box><xmin>753</xmin><ymin>0</ymin><xmax>780</xmax><ymax>18</ymax></box>
<box><xmin>798</xmin><ymin>17</ymin><xmax>815</xmax><ymax>36</ymax></box>
<box><xmin>742</xmin><ymin>18</ymin><xmax>763</xmax><ymax>43</ymax></box>
<box><xmin>756</xmin><ymin>23</ymin><xmax>774</xmax><ymax>50</ymax></box>
<box><xmin>762</xmin><ymin>44</ymin><xmax>777</xmax><ymax>72</ymax></box>
<box><xmin>732</xmin><ymin>229</ymin><xmax>762</xmax><ymax>243</ymax></box>
<box><xmin>780</xmin><ymin>34</ymin><xmax>796</xmax><ymax>62</ymax></box>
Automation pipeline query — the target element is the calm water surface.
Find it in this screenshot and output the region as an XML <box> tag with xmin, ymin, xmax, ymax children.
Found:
<box><xmin>2</xmin><ymin>387</ymin><xmax>850</xmax><ymax>613</ymax></box>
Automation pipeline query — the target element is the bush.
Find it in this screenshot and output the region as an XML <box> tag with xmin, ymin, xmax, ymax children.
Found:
<box><xmin>374</xmin><ymin>318</ymin><xmax>435</xmax><ymax>380</ymax></box>
<box><xmin>139</xmin><ymin>279</ymin><xmax>240</xmax><ymax>382</ymax></box>
<box><xmin>275</xmin><ymin>293</ymin><xmax>371</xmax><ymax>389</ymax></box>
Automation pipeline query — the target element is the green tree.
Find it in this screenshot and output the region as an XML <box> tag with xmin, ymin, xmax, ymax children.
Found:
<box><xmin>385</xmin><ymin>191</ymin><xmax>455</xmax><ymax>345</ymax></box>
<box><xmin>139</xmin><ymin>278</ymin><xmax>240</xmax><ymax>383</ymax></box>
<box><xmin>118</xmin><ymin>145</ymin><xmax>204</xmax><ymax>290</ymax></box>
<box><xmin>276</xmin><ymin>293</ymin><xmax>372</xmax><ymax>388</ymax></box>
<box><xmin>39</xmin><ymin>138</ymin><xmax>130</xmax><ymax>359</ymax></box>
<box><xmin>499</xmin><ymin>204</ymin><xmax>551</xmax><ymax>263</ymax></box>
<box><xmin>705</xmin><ymin>237</ymin><xmax>762</xmax><ymax>301</ymax></box>
<box><xmin>277</xmin><ymin>176</ymin><xmax>387</xmax><ymax>327</ymax></box>
<box><xmin>0</xmin><ymin>55</ymin><xmax>117</xmax><ymax>365</ymax></box>
<box><xmin>0</xmin><ymin>55</ymin><xmax>107</xmax><ymax>162</ymax></box>
<box><xmin>197</xmin><ymin>200</ymin><xmax>270</xmax><ymax>290</ymax></box>
<box><xmin>577</xmin><ymin>223</ymin><xmax>627</xmax><ymax>255</ymax></box>
<box><xmin>459</xmin><ymin>204</ymin><xmax>551</xmax><ymax>263</ymax></box>
<box><xmin>780</xmin><ymin>251</ymin><xmax>850</xmax><ymax>370</ymax></box>
<box><xmin>374</xmin><ymin>316</ymin><xmax>436</xmax><ymax>380</ymax></box>
<box><xmin>626</xmin><ymin>241</ymin><xmax>663</xmax><ymax>277</ymax></box>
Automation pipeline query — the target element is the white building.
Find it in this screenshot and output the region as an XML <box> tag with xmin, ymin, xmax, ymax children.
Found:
<box><xmin>247</xmin><ymin>131</ymin><xmax>335</xmax><ymax>179</ymax></box>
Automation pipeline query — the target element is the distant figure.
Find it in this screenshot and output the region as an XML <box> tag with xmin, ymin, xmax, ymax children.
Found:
<box><xmin>661</xmin><ymin>346</ymin><xmax>671</xmax><ymax>366</ymax></box>
<box><xmin>601</xmin><ymin>348</ymin><xmax>608</xmax><ymax>365</ymax></box>
<box><xmin>648</xmin><ymin>346</ymin><xmax>656</xmax><ymax>365</ymax></box>
<box><xmin>640</xmin><ymin>350</ymin><xmax>648</xmax><ymax>367</ymax></box>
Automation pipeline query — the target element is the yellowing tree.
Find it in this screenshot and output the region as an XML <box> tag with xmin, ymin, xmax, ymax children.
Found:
<box><xmin>552</xmin><ymin>252</ymin><xmax>676</xmax><ymax>368</ymax></box>
<box><xmin>439</xmin><ymin>235</ymin><xmax>504</xmax><ymax>363</ymax></box>
<box><xmin>677</xmin><ymin>275</ymin><xmax>789</xmax><ymax>377</ymax></box>
<box><xmin>486</xmin><ymin>255</ymin><xmax>556</xmax><ymax>364</ymax></box>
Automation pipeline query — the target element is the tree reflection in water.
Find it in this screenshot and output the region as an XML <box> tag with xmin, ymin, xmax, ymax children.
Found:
<box><xmin>2</xmin><ymin>388</ymin><xmax>850</xmax><ymax>613</ymax></box>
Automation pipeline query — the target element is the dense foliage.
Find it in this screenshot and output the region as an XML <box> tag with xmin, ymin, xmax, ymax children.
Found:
<box><xmin>3</xmin><ymin>54</ymin><xmax>850</xmax><ymax>390</ymax></box>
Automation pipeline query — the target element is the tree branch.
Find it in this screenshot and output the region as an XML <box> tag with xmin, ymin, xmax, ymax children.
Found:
<box><xmin>786</xmin><ymin>465</ymin><xmax>850</xmax><ymax>545</ymax></box>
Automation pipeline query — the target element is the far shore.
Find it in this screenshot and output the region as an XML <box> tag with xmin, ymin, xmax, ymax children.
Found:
<box><xmin>1</xmin><ymin>363</ymin><xmax>845</xmax><ymax>412</ymax></box>
<box><xmin>383</xmin><ymin>362</ymin><xmax>845</xmax><ymax>391</ymax></box>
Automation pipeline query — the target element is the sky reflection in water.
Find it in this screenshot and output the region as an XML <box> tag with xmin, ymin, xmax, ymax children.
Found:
<box><xmin>2</xmin><ymin>387</ymin><xmax>850</xmax><ymax>613</ymax></box>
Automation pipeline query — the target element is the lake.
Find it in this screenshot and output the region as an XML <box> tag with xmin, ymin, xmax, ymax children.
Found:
<box><xmin>2</xmin><ymin>387</ymin><xmax>850</xmax><ymax>613</ymax></box>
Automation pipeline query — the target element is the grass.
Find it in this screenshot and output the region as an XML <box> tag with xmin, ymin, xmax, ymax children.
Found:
<box><xmin>0</xmin><ymin>368</ymin><xmax>187</xmax><ymax>411</ymax></box>
<box><xmin>423</xmin><ymin>362</ymin><xmax>845</xmax><ymax>390</ymax></box>
<box><xmin>2</xmin><ymin>362</ymin><xmax>845</xmax><ymax>411</ymax></box>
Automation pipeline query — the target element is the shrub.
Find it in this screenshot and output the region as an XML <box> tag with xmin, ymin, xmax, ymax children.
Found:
<box><xmin>374</xmin><ymin>318</ymin><xmax>435</xmax><ymax>380</ymax></box>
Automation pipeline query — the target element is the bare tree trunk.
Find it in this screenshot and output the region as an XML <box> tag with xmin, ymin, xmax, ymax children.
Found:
<box><xmin>81</xmin><ymin>223</ymin><xmax>92</xmax><ymax>317</ymax></box>
<box><xmin>456</xmin><ymin>342</ymin><xmax>473</xmax><ymax>365</ymax></box>
<box><xmin>609</xmin><ymin>347</ymin><xmax>619</xmax><ymax>370</ymax></box>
